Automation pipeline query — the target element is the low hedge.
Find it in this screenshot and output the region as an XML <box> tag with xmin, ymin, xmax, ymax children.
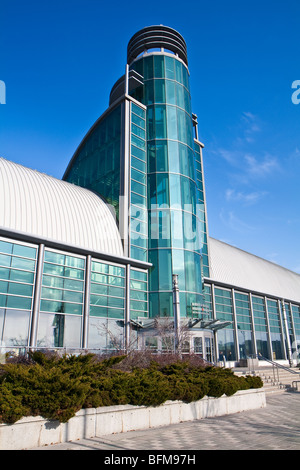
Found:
<box><xmin>0</xmin><ymin>352</ymin><xmax>263</xmax><ymax>424</ymax></box>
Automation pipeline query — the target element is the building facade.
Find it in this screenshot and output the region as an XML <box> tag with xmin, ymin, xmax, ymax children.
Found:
<box><xmin>0</xmin><ymin>26</ymin><xmax>300</xmax><ymax>366</ymax></box>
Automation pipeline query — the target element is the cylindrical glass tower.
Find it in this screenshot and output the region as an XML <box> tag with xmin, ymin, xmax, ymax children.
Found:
<box><xmin>128</xmin><ymin>26</ymin><xmax>204</xmax><ymax>319</ymax></box>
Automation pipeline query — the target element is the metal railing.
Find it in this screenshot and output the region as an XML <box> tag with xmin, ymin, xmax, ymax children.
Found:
<box><xmin>248</xmin><ymin>354</ymin><xmax>300</xmax><ymax>390</ymax></box>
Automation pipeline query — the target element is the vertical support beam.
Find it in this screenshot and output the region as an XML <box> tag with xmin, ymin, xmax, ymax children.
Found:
<box><xmin>172</xmin><ymin>274</ymin><xmax>180</xmax><ymax>352</ymax></box>
<box><xmin>82</xmin><ymin>255</ymin><xmax>91</xmax><ymax>349</ymax></box>
<box><xmin>29</xmin><ymin>244</ymin><xmax>45</xmax><ymax>349</ymax></box>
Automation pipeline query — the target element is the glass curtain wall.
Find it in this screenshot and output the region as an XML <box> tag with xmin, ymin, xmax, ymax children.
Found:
<box><xmin>251</xmin><ymin>295</ymin><xmax>270</xmax><ymax>358</ymax></box>
<box><xmin>267</xmin><ymin>299</ymin><xmax>284</xmax><ymax>359</ymax></box>
<box><xmin>63</xmin><ymin>105</ymin><xmax>122</xmax><ymax>220</ymax></box>
<box><xmin>130</xmin><ymin>54</ymin><xmax>203</xmax><ymax>318</ymax></box>
<box><xmin>130</xmin><ymin>103</ymin><xmax>148</xmax><ymax>262</ymax></box>
<box><xmin>37</xmin><ymin>250</ymin><xmax>85</xmax><ymax>349</ymax></box>
<box><xmin>0</xmin><ymin>239</ymin><xmax>37</xmax><ymax>347</ymax></box>
<box><xmin>214</xmin><ymin>287</ymin><xmax>236</xmax><ymax>361</ymax></box>
<box><xmin>194</xmin><ymin>142</ymin><xmax>209</xmax><ymax>278</ymax></box>
<box><xmin>88</xmin><ymin>260</ymin><xmax>125</xmax><ymax>351</ymax></box>
<box><xmin>235</xmin><ymin>292</ymin><xmax>253</xmax><ymax>359</ymax></box>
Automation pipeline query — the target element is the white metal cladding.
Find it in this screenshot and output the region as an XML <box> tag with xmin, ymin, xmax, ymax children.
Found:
<box><xmin>0</xmin><ymin>158</ymin><xmax>123</xmax><ymax>257</ymax></box>
<box><xmin>208</xmin><ymin>237</ymin><xmax>300</xmax><ymax>303</ymax></box>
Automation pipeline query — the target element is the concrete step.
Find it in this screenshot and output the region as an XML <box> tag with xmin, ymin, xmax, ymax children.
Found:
<box><xmin>233</xmin><ymin>367</ymin><xmax>300</xmax><ymax>393</ymax></box>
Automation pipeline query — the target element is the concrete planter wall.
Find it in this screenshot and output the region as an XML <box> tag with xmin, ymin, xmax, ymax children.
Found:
<box><xmin>0</xmin><ymin>389</ymin><xmax>266</xmax><ymax>450</ymax></box>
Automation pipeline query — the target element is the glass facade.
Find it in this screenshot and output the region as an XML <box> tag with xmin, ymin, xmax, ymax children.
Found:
<box><xmin>37</xmin><ymin>250</ymin><xmax>85</xmax><ymax>348</ymax></box>
<box><xmin>234</xmin><ymin>291</ymin><xmax>253</xmax><ymax>359</ymax></box>
<box><xmin>130</xmin><ymin>54</ymin><xmax>204</xmax><ymax>318</ymax></box>
<box><xmin>130</xmin><ymin>268</ymin><xmax>148</xmax><ymax>320</ymax></box>
<box><xmin>130</xmin><ymin>103</ymin><xmax>148</xmax><ymax>262</ymax></box>
<box><xmin>64</xmin><ymin>104</ymin><xmax>122</xmax><ymax>219</ymax></box>
<box><xmin>0</xmin><ymin>239</ymin><xmax>37</xmax><ymax>347</ymax></box>
<box><xmin>0</xmin><ymin>236</ymin><xmax>149</xmax><ymax>352</ymax></box>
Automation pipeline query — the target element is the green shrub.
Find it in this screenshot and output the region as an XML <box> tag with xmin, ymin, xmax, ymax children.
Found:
<box><xmin>0</xmin><ymin>353</ymin><xmax>263</xmax><ymax>425</ymax></box>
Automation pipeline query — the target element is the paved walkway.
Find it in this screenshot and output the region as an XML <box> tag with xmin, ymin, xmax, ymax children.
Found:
<box><xmin>33</xmin><ymin>391</ymin><xmax>300</xmax><ymax>451</ymax></box>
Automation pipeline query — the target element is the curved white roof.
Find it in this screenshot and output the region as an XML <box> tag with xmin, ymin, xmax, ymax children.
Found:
<box><xmin>0</xmin><ymin>157</ymin><xmax>123</xmax><ymax>257</ymax></box>
<box><xmin>208</xmin><ymin>238</ymin><xmax>300</xmax><ymax>303</ymax></box>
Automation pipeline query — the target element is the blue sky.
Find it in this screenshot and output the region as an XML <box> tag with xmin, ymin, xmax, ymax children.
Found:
<box><xmin>1</xmin><ymin>0</ymin><xmax>300</xmax><ymax>273</ymax></box>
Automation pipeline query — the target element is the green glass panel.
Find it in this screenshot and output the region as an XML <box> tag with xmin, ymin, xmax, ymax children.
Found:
<box><xmin>131</xmin><ymin>134</ymin><xmax>145</xmax><ymax>150</ymax></box>
<box><xmin>8</xmin><ymin>282</ymin><xmax>33</xmax><ymax>297</ymax></box>
<box><xmin>10</xmin><ymin>270</ymin><xmax>34</xmax><ymax>284</ymax></box>
<box><xmin>130</xmin><ymin>245</ymin><xmax>147</xmax><ymax>262</ymax></box>
<box><xmin>0</xmin><ymin>294</ymin><xmax>6</xmax><ymax>307</ymax></box>
<box><xmin>11</xmin><ymin>257</ymin><xmax>35</xmax><ymax>271</ymax></box>
<box><xmin>154</xmin><ymin>105</ymin><xmax>167</xmax><ymax>139</ymax></box>
<box><xmin>159</xmin><ymin>292</ymin><xmax>172</xmax><ymax>316</ymax></box>
<box><xmin>108</xmin><ymin>296</ymin><xmax>124</xmax><ymax>308</ymax></box>
<box><xmin>90</xmin><ymin>294</ymin><xmax>107</xmax><ymax>306</ymax></box>
<box><xmin>131</xmin><ymin>123</ymin><xmax>146</xmax><ymax>140</ymax></box>
<box><xmin>168</xmin><ymin>141</ymin><xmax>180</xmax><ymax>173</ymax></box>
<box><xmin>130</xmin><ymin>269</ymin><xmax>147</xmax><ymax>282</ymax></box>
<box><xmin>0</xmin><ymin>280</ymin><xmax>8</xmax><ymax>293</ymax></box>
<box><xmin>154</xmin><ymin>55</ymin><xmax>164</xmax><ymax>78</ymax></box>
<box><xmin>131</xmin><ymin>168</ymin><xmax>146</xmax><ymax>185</ymax></box>
<box><xmin>89</xmin><ymin>305</ymin><xmax>107</xmax><ymax>317</ymax></box>
<box><xmin>147</xmin><ymin>141</ymin><xmax>156</xmax><ymax>173</ymax></box>
<box><xmin>165</xmin><ymin>56</ymin><xmax>175</xmax><ymax>79</ymax></box>
<box><xmin>0</xmin><ymin>241</ymin><xmax>13</xmax><ymax>255</ymax></box>
<box><xmin>43</xmin><ymin>263</ymin><xmax>65</xmax><ymax>277</ymax></box>
<box><xmin>108</xmin><ymin>275</ymin><xmax>125</xmax><ymax>286</ymax></box>
<box><xmin>156</xmin><ymin>174</ymin><xmax>169</xmax><ymax>206</ymax></box>
<box><xmin>130</xmin><ymin>299</ymin><xmax>147</xmax><ymax>311</ymax></box>
<box><xmin>166</xmin><ymin>105</ymin><xmax>178</xmax><ymax>140</ymax></box>
<box><xmin>42</xmin><ymin>287</ymin><xmax>63</xmax><ymax>301</ymax></box>
<box><xmin>131</xmin><ymin>112</ymin><xmax>145</xmax><ymax>128</ymax></box>
<box><xmin>108</xmin><ymin>286</ymin><xmax>125</xmax><ymax>298</ymax></box>
<box><xmin>146</xmin><ymin>105</ymin><xmax>155</xmax><ymax>140</ymax></box>
<box><xmin>44</xmin><ymin>251</ymin><xmax>65</xmax><ymax>265</ymax></box>
<box><xmin>155</xmin><ymin>140</ymin><xmax>168</xmax><ymax>172</ymax></box>
<box><xmin>131</xmin><ymin>179</ymin><xmax>146</xmax><ymax>196</ymax></box>
<box><xmin>132</xmin><ymin>103</ymin><xmax>145</xmax><ymax>119</ymax></box>
<box><xmin>13</xmin><ymin>244</ymin><xmax>36</xmax><ymax>259</ymax></box>
<box><xmin>176</xmin><ymin>82</ymin><xmax>185</xmax><ymax>108</ymax></box>
<box><xmin>6</xmin><ymin>295</ymin><xmax>32</xmax><ymax>310</ymax></box>
<box><xmin>0</xmin><ymin>267</ymin><xmax>9</xmax><ymax>281</ymax></box>
<box><xmin>144</xmin><ymin>80</ymin><xmax>154</xmax><ymax>105</ymax></box>
<box><xmin>154</xmin><ymin>79</ymin><xmax>166</xmax><ymax>103</ymax></box>
<box><xmin>165</xmin><ymin>79</ymin><xmax>176</xmax><ymax>104</ymax></box>
<box><xmin>175</xmin><ymin>59</ymin><xmax>183</xmax><ymax>83</ymax></box>
<box><xmin>90</xmin><ymin>283</ymin><xmax>107</xmax><ymax>296</ymax></box>
<box><xmin>158</xmin><ymin>249</ymin><xmax>172</xmax><ymax>290</ymax></box>
<box><xmin>63</xmin><ymin>290</ymin><xmax>83</xmax><ymax>304</ymax></box>
<box><xmin>131</xmin><ymin>156</ymin><xmax>146</xmax><ymax>172</ymax></box>
<box><xmin>107</xmin><ymin>308</ymin><xmax>124</xmax><ymax>319</ymax></box>
<box><xmin>131</xmin><ymin>192</ymin><xmax>146</xmax><ymax>206</ymax></box>
<box><xmin>0</xmin><ymin>254</ymin><xmax>11</xmax><ymax>267</ymax></box>
<box><xmin>143</xmin><ymin>55</ymin><xmax>154</xmax><ymax>80</ymax></box>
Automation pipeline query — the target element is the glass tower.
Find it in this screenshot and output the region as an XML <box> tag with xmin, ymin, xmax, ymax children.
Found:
<box><xmin>64</xmin><ymin>25</ymin><xmax>210</xmax><ymax>321</ymax></box>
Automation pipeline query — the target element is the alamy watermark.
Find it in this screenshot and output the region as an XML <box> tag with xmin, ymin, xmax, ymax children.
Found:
<box><xmin>0</xmin><ymin>80</ymin><xmax>6</xmax><ymax>104</ymax></box>
<box><xmin>291</xmin><ymin>80</ymin><xmax>300</xmax><ymax>105</ymax></box>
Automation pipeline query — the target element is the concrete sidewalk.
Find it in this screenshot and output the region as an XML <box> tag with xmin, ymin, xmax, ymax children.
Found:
<box><xmin>33</xmin><ymin>392</ymin><xmax>300</xmax><ymax>451</ymax></box>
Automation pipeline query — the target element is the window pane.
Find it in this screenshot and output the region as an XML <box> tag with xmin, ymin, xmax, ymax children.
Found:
<box><xmin>154</xmin><ymin>79</ymin><xmax>165</xmax><ymax>103</ymax></box>
<box><xmin>154</xmin><ymin>55</ymin><xmax>164</xmax><ymax>78</ymax></box>
<box><xmin>165</xmin><ymin>56</ymin><xmax>175</xmax><ymax>79</ymax></box>
<box><xmin>165</xmin><ymin>79</ymin><xmax>176</xmax><ymax>104</ymax></box>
